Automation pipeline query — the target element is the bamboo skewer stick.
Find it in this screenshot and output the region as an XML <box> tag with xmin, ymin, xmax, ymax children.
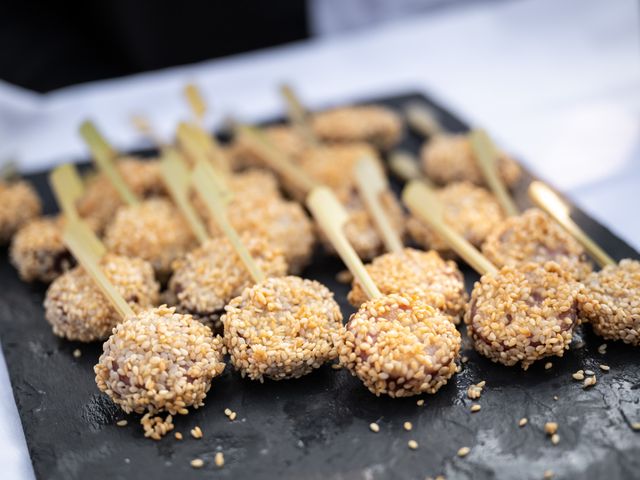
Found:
<box><xmin>184</xmin><ymin>83</ymin><xmax>207</xmax><ymax>126</ymax></box>
<box><xmin>469</xmin><ymin>129</ymin><xmax>519</xmax><ymax>217</ymax></box>
<box><xmin>159</xmin><ymin>149</ymin><xmax>210</xmax><ymax>245</ymax></box>
<box><xmin>49</xmin><ymin>164</ymin><xmax>85</xmax><ymax>223</ymax></box>
<box><xmin>402</xmin><ymin>181</ymin><xmax>498</xmax><ymax>275</ymax></box>
<box><xmin>528</xmin><ymin>181</ymin><xmax>615</xmax><ymax>268</ymax></box>
<box><xmin>279</xmin><ymin>84</ymin><xmax>320</xmax><ymax>147</ymax></box>
<box><xmin>79</xmin><ymin>121</ymin><xmax>139</xmax><ymax>206</ymax></box>
<box><xmin>63</xmin><ymin>220</ymin><xmax>134</xmax><ymax>319</ymax></box>
<box><xmin>176</xmin><ymin>122</ymin><xmax>230</xmax><ymax>175</ymax></box>
<box><xmin>355</xmin><ymin>156</ymin><xmax>404</xmax><ymax>254</ymax></box>
<box><xmin>404</xmin><ymin>102</ymin><xmax>444</xmax><ymax>138</ymax></box>
<box><xmin>388</xmin><ymin>150</ymin><xmax>435</xmax><ymax>187</ymax></box>
<box><xmin>307</xmin><ymin>187</ymin><xmax>382</xmax><ymax>299</ymax></box>
<box><xmin>191</xmin><ymin>162</ymin><xmax>266</xmax><ymax>284</ymax></box>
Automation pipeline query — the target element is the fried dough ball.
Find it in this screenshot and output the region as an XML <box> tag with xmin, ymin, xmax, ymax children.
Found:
<box><xmin>407</xmin><ymin>182</ymin><xmax>504</xmax><ymax>256</ymax></box>
<box><xmin>481</xmin><ymin>208</ymin><xmax>592</xmax><ymax>280</ymax></box>
<box><xmin>229</xmin><ymin>125</ymin><xmax>308</xmax><ymax>169</ymax></box>
<box><xmin>44</xmin><ymin>254</ymin><xmax>159</xmax><ymax>342</ymax></box>
<box><xmin>168</xmin><ymin>234</ymin><xmax>287</xmax><ymax>331</ymax></box>
<box><xmin>311</xmin><ymin>105</ymin><xmax>403</xmax><ymax>151</ymax></box>
<box><xmin>10</xmin><ymin>216</ymin><xmax>73</xmax><ymax>282</ymax></box>
<box><xmin>104</xmin><ymin>198</ymin><xmax>196</xmax><ymax>278</ymax></box>
<box><xmin>348</xmin><ymin>248</ymin><xmax>467</xmax><ymax>324</ymax></box>
<box><xmin>223</xmin><ymin>276</ymin><xmax>343</xmax><ymax>381</ymax></box>
<box><xmin>94</xmin><ymin>305</ymin><xmax>225</xmax><ymax>415</ymax></box>
<box><xmin>0</xmin><ymin>180</ymin><xmax>41</xmax><ymax>244</ymax></box>
<box><xmin>339</xmin><ymin>293</ymin><xmax>461</xmax><ymax>397</ymax></box>
<box><xmin>421</xmin><ymin>134</ymin><xmax>522</xmax><ymax>188</ymax></box>
<box><xmin>578</xmin><ymin>259</ymin><xmax>640</xmax><ymax>345</ymax></box>
<box><xmin>465</xmin><ymin>262</ymin><xmax>582</xmax><ymax>369</ymax></box>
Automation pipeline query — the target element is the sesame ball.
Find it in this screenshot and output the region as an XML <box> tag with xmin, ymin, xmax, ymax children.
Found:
<box><xmin>348</xmin><ymin>248</ymin><xmax>468</xmax><ymax>324</ymax></box>
<box><xmin>95</xmin><ymin>306</ymin><xmax>225</xmax><ymax>415</ymax></box>
<box><xmin>407</xmin><ymin>182</ymin><xmax>505</xmax><ymax>255</ymax></box>
<box><xmin>230</xmin><ymin>125</ymin><xmax>308</xmax><ymax>169</ymax></box>
<box><xmin>168</xmin><ymin>234</ymin><xmax>287</xmax><ymax>331</ymax></box>
<box><xmin>9</xmin><ymin>216</ymin><xmax>73</xmax><ymax>283</ymax></box>
<box><xmin>44</xmin><ymin>254</ymin><xmax>159</xmax><ymax>342</ymax></box>
<box><xmin>77</xmin><ymin>158</ymin><xmax>166</xmax><ymax>232</ymax></box>
<box><xmin>226</xmin><ymin>168</ymin><xmax>282</xmax><ymax>200</ymax></box>
<box><xmin>0</xmin><ymin>180</ymin><xmax>41</xmax><ymax>245</ymax></box>
<box><xmin>222</xmin><ymin>276</ymin><xmax>343</xmax><ymax>381</ymax></box>
<box><xmin>578</xmin><ymin>259</ymin><xmax>640</xmax><ymax>345</ymax></box>
<box><xmin>465</xmin><ymin>262</ymin><xmax>582</xmax><ymax>369</ymax></box>
<box><xmin>421</xmin><ymin>134</ymin><xmax>522</xmax><ymax>188</ymax></box>
<box><xmin>339</xmin><ymin>293</ymin><xmax>461</xmax><ymax>397</ymax></box>
<box><xmin>311</xmin><ymin>105</ymin><xmax>403</xmax><ymax>150</ymax></box>
<box><xmin>481</xmin><ymin>208</ymin><xmax>593</xmax><ymax>280</ymax></box>
<box><xmin>104</xmin><ymin>198</ymin><xmax>196</xmax><ymax>278</ymax></box>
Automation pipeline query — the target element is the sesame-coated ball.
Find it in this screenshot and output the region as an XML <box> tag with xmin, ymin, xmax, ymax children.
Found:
<box><xmin>339</xmin><ymin>293</ymin><xmax>461</xmax><ymax>397</ymax></box>
<box><xmin>104</xmin><ymin>198</ymin><xmax>196</xmax><ymax>278</ymax></box>
<box><xmin>44</xmin><ymin>254</ymin><xmax>159</xmax><ymax>342</ymax></box>
<box><xmin>0</xmin><ymin>180</ymin><xmax>41</xmax><ymax>245</ymax></box>
<box><xmin>421</xmin><ymin>134</ymin><xmax>522</xmax><ymax>188</ymax></box>
<box><xmin>94</xmin><ymin>305</ymin><xmax>225</xmax><ymax>415</ymax></box>
<box><xmin>222</xmin><ymin>276</ymin><xmax>343</xmax><ymax>381</ymax></box>
<box><xmin>311</xmin><ymin>105</ymin><xmax>403</xmax><ymax>151</ymax></box>
<box><xmin>407</xmin><ymin>181</ymin><xmax>504</xmax><ymax>255</ymax></box>
<box><xmin>465</xmin><ymin>262</ymin><xmax>582</xmax><ymax>369</ymax></box>
<box><xmin>9</xmin><ymin>216</ymin><xmax>73</xmax><ymax>283</ymax></box>
<box><xmin>348</xmin><ymin>248</ymin><xmax>467</xmax><ymax>324</ymax></box>
<box><xmin>578</xmin><ymin>259</ymin><xmax>640</xmax><ymax>345</ymax></box>
<box><xmin>168</xmin><ymin>234</ymin><xmax>287</xmax><ymax>331</ymax></box>
<box><xmin>481</xmin><ymin>208</ymin><xmax>593</xmax><ymax>280</ymax></box>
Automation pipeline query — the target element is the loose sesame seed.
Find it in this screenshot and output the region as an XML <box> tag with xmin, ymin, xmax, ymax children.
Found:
<box><xmin>543</xmin><ymin>470</ymin><xmax>554</xmax><ymax>479</ymax></box>
<box><xmin>174</xmin><ymin>432</ymin><xmax>183</xmax><ymax>440</ymax></box>
<box><xmin>224</xmin><ymin>408</ymin><xmax>232</xmax><ymax>416</ymax></box>
<box><xmin>369</xmin><ymin>422</ymin><xmax>380</xmax><ymax>433</ymax></box>
<box><xmin>553</xmin><ymin>396</ymin><xmax>559</xmax><ymax>401</ymax></box>
<box><xmin>214</xmin><ymin>452</ymin><xmax>225</xmax><ymax>468</ymax></box>
<box><xmin>599</xmin><ymin>364</ymin><xmax>610</xmax><ymax>372</ymax></box>
<box><xmin>583</xmin><ymin>376</ymin><xmax>597</xmax><ymax>388</ymax></box>
<box><xmin>598</xmin><ymin>344</ymin><xmax>607</xmax><ymax>354</ymax></box>
<box><xmin>190</xmin><ymin>458</ymin><xmax>204</xmax><ymax>469</ymax></box>
<box><xmin>417</xmin><ymin>399</ymin><xmax>425</xmax><ymax>406</ymax></box>
<box><xmin>584</xmin><ymin>369</ymin><xmax>595</xmax><ymax>376</ymax></box>
<box><xmin>551</xmin><ymin>434</ymin><xmax>560</xmax><ymax>445</ymax></box>
<box><xmin>191</xmin><ymin>426</ymin><xmax>203</xmax><ymax>439</ymax></box>
<box><xmin>544</xmin><ymin>422</ymin><xmax>558</xmax><ymax>435</ymax></box>
<box><xmin>404</xmin><ymin>422</ymin><xmax>413</xmax><ymax>431</ymax></box>
<box><xmin>116</xmin><ymin>420</ymin><xmax>128</xmax><ymax>427</ymax></box>
<box><xmin>471</xmin><ymin>404</ymin><xmax>481</xmax><ymax>413</ymax></box>
<box><xmin>572</xmin><ymin>371</ymin><xmax>585</xmax><ymax>381</ymax></box>
<box><xmin>408</xmin><ymin>440</ymin><xmax>419</xmax><ymax>450</ymax></box>
<box><xmin>544</xmin><ymin>362</ymin><xmax>552</xmax><ymax>370</ymax></box>
<box><xmin>229</xmin><ymin>412</ymin><xmax>237</xmax><ymax>421</ymax></box>
<box><xmin>457</xmin><ymin>447</ymin><xmax>470</xmax><ymax>457</ymax></box>
<box><xmin>519</xmin><ymin>418</ymin><xmax>528</xmax><ymax>427</ymax></box>
<box><xmin>631</xmin><ymin>422</ymin><xmax>640</xmax><ymax>431</ymax></box>
<box><xmin>73</xmin><ymin>349</ymin><xmax>82</xmax><ymax>358</ymax></box>
<box><xmin>461</xmin><ymin>356</ymin><xmax>469</xmax><ymax>364</ymax></box>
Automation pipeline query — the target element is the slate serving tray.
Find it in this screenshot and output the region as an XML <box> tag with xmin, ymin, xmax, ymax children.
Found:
<box><xmin>0</xmin><ymin>92</ymin><xmax>638</xmax><ymax>480</ymax></box>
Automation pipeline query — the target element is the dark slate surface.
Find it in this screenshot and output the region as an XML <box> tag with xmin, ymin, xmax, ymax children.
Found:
<box><xmin>0</xmin><ymin>93</ymin><xmax>639</xmax><ymax>480</ymax></box>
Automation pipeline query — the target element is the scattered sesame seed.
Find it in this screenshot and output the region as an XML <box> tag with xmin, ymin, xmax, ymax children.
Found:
<box><xmin>598</xmin><ymin>343</ymin><xmax>607</xmax><ymax>354</ymax></box>
<box><xmin>544</xmin><ymin>422</ymin><xmax>558</xmax><ymax>435</ymax></box>
<box><xmin>73</xmin><ymin>349</ymin><xmax>82</xmax><ymax>358</ymax></box>
<box><xmin>191</xmin><ymin>426</ymin><xmax>203</xmax><ymax>439</ymax></box>
<box><xmin>631</xmin><ymin>422</ymin><xmax>640</xmax><ymax>431</ymax></box>
<box><xmin>544</xmin><ymin>362</ymin><xmax>552</xmax><ymax>370</ymax></box>
<box><xmin>404</xmin><ymin>422</ymin><xmax>413</xmax><ymax>431</ymax></box>
<box><xmin>573</xmin><ymin>340</ymin><xmax>585</xmax><ymax>349</ymax></box>
<box><xmin>551</xmin><ymin>434</ymin><xmax>560</xmax><ymax>445</ymax></box>
<box><xmin>543</xmin><ymin>469</ymin><xmax>554</xmax><ymax>479</ymax></box>
<box><xmin>369</xmin><ymin>422</ymin><xmax>380</xmax><ymax>433</ymax></box>
<box><xmin>408</xmin><ymin>440</ymin><xmax>419</xmax><ymax>450</ymax></box>
<box><xmin>416</xmin><ymin>399</ymin><xmax>425</xmax><ymax>406</ymax></box>
<box><xmin>572</xmin><ymin>370</ymin><xmax>585</xmax><ymax>381</ymax></box>
<box><xmin>519</xmin><ymin>418</ymin><xmax>528</xmax><ymax>427</ymax></box>
<box><xmin>553</xmin><ymin>395</ymin><xmax>559</xmax><ymax>401</ymax></box>
<box><xmin>470</xmin><ymin>404</ymin><xmax>481</xmax><ymax>413</ymax></box>
<box><xmin>461</xmin><ymin>356</ymin><xmax>469</xmax><ymax>364</ymax></box>
<box><xmin>467</xmin><ymin>381</ymin><xmax>485</xmax><ymax>399</ymax></box>
<box><xmin>332</xmin><ymin>363</ymin><xmax>342</xmax><ymax>370</ymax></box>
<box><xmin>190</xmin><ymin>458</ymin><xmax>204</xmax><ymax>469</ymax></box>
<box><xmin>214</xmin><ymin>452</ymin><xmax>225</xmax><ymax>468</ymax></box>
<box><xmin>116</xmin><ymin>420</ymin><xmax>128</xmax><ymax>427</ymax></box>
<box><xmin>224</xmin><ymin>408</ymin><xmax>232</xmax><ymax>416</ymax></box>
<box><xmin>599</xmin><ymin>364</ymin><xmax>610</xmax><ymax>372</ymax></box>
<box><xmin>229</xmin><ymin>412</ymin><xmax>237</xmax><ymax>421</ymax></box>
<box><xmin>174</xmin><ymin>432</ymin><xmax>183</xmax><ymax>440</ymax></box>
<box><xmin>583</xmin><ymin>376</ymin><xmax>597</xmax><ymax>388</ymax></box>
<box><xmin>584</xmin><ymin>369</ymin><xmax>595</xmax><ymax>376</ymax></box>
<box><xmin>457</xmin><ymin>447</ymin><xmax>470</xmax><ymax>457</ymax></box>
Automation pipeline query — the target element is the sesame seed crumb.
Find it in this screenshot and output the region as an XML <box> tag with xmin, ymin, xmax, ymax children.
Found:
<box><xmin>190</xmin><ymin>458</ymin><xmax>204</xmax><ymax>469</ymax></box>
<box><xmin>224</xmin><ymin>408</ymin><xmax>232</xmax><ymax>416</ymax></box>
<box><xmin>631</xmin><ymin>422</ymin><xmax>640</xmax><ymax>431</ymax></box>
<box><xmin>214</xmin><ymin>452</ymin><xmax>225</xmax><ymax>468</ymax></box>
<box><xmin>73</xmin><ymin>349</ymin><xmax>82</xmax><ymax>358</ymax></box>
<box><xmin>174</xmin><ymin>432</ymin><xmax>183</xmax><ymax>440</ymax></box>
<box><xmin>116</xmin><ymin>420</ymin><xmax>128</xmax><ymax>427</ymax></box>
<box><xmin>598</xmin><ymin>343</ymin><xmax>607</xmax><ymax>354</ymax></box>
<box><xmin>543</xmin><ymin>469</ymin><xmax>554</xmax><ymax>479</ymax></box>
<box><xmin>417</xmin><ymin>399</ymin><xmax>425</xmax><ymax>406</ymax></box>
<box><xmin>553</xmin><ymin>395</ymin><xmax>558</xmax><ymax>401</ymax></box>
<box><xmin>461</xmin><ymin>356</ymin><xmax>469</xmax><ymax>364</ymax></box>
<box><xmin>572</xmin><ymin>370</ymin><xmax>585</xmax><ymax>381</ymax></box>
<box><xmin>369</xmin><ymin>422</ymin><xmax>380</xmax><ymax>433</ymax></box>
<box><xmin>191</xmin><ymin>426</ymin><xmax>203</xmax><ymax>439</ymax></box>
<box><xmin>519</xmin><ymin>418</ymin><xmax>528</xmax><ymax>427</ymax></box>
<box><xmin>584</xmin><ymin>369</ymin><xmax>595</xmax><ymax>376</ymax></box>
<box><xmin>583</xmin><ymin>376</ymin><xmax>597</xmax><ymax>388</ymax></box>
<box><xmin>332</xmin><ymin>363</ymin><xmax>342</xmax><ymax>370</ymax></box>
<box><xmin>471</xmin><ymin>404</ymin><xmax>481</xmax><ymax>413</ymax></box>
<box><xmin>467</xmin><ymin>381</ymin><xmax>485</xmax><ymax>399</ymax></box>
<box><xmin>408</xmin><ymin>440</ymin><xmax>419</xmax><ymax>450</ymax></box>
<box><xmin>551</xmin><ymin>433</ymin><xmax>560</xmax><ymax>445</ymax></box>
<box><xmin>544</xmin><ymin>422</ymin><xmax>558</xmax><ymax>435</ymax></box>
<box><xmin>599</xmin><ymin>364</ymin><xmax>610</xmax><ymax>372</ymax></box>
<box><xmin>544</xmin><ymin>362</ymin><xmax>552</xmax><ymax>370</ymax></box>
<box><xmin>457</xmin><ymin>446</ymin><xmax>470</xmax><ymax>457</ymax></box>
<box><xmin>404</xmin><ymin>421</ymin><xmax>413</xmax><ymax>431</ymax></box>
<box><xmin>229</xmin><ymin>412</ymin><xmax>237</xmax><ymax>421</ymax></box>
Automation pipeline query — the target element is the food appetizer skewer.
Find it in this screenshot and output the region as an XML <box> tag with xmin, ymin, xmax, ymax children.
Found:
<box><xmin>404</xmin><ymin>180</ymin><xmax>582</xmax><ymax>369</ymax></box>
<box><xmin>530</xmin><ymin>182</ymin><xmax>639</xmax><ymax>346</ymax></box>
<box><xmin>308</xmin><ymin>186</ymin><xmax>461</xmax><ymax>397</ymax></box>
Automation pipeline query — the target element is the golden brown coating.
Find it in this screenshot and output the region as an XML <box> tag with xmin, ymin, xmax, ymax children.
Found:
<box><xmin>168</xmin><ymin>234</ymin><xmax>287</xmax><ymax>330</ymax></box>
<box><xmin>0</xmin><ymin>180</ymin><xmax>41</xmax><ymax>245</ymax></box>
<box><xmin>311</xmin><ymin>105</ymin><xmax>403</xmax><ymax>151</ymax></box>
<box><xmin>421</xmin><ymin>134</ymin><xmax>522</xmax><ymax>188</ymax></box>
<box><xmin>9</xmin><ymin>216</ymin><xmax>73</xmax><ymax>283</ymax></box>
<box><xmin>44</xmin><ymin>254</ymin><xmax>159</xmax><ymax>342</ymax></box>
<box><xmin>339</xmin><ymin>293</ymin><xmax>461</xmax><ymax>397</ymax></box>
<box><xmin>229</xmin><ymin>125</ymin><xmax>308</xmax><ymax>169</ymax></box>
<box><xmin>407</xmin><ymin>181</ymin><xmax>505</xmax><ymax>255</ymax></box>
<box><xmin>104</xmin><ymin>198</ymin><xmax>196</xmax><ymax>278</ymax></box>
<box><xmin>223</xmin><ymin>276</ymin><xmax>343</xmax><ymax>381</ymax></box>
<box><xmin>94</xmin><ymin>306</ymin><xmax>226</xmax><ymax>415</ymax></box>
<box><xmin>481</xmin><ymin>208</ymin><xmax>592</xmax><ymax>280</ymax></box>
<box><xmin>465</xmin><ymin>262</ymin><xmax>582</xmax><ymax>369</ymax></box>
<box><xmin>578</xmin><ymin>259</ymin><xmax>640</xmax><ymax>345</ymax></box>
<box><xmin>348</xmin><ymin>248</ymin><xmax>467</xmax><ymax>324</ymax></box>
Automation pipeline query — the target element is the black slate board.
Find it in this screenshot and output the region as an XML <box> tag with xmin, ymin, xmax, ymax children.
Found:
<box><xmin>1</xmin><ymin>92</ymin><xmax>639</xmax><ymax>480</ymax></box>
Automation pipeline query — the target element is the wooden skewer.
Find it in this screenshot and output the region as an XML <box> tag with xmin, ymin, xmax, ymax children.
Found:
<box><xmin>355</xmin><ymin>156</ymin><xmax>404</xmax><ymax>254</ymax></box>
<box><xmin>402</xmin><ymin>181</ymin><xmax>498</xmax><ymax>275</ymax></box>
<box><xmin>279</xmin><ymin>83</ymin><xmax>320</xmax><ymax>147</ymax></box>
<box><xmin>184</xmin><ymin>83</ymin><xmax>207</xmax><ymax>126</ymax></box>
<box><xmin>307</xmin><ymin>186</ymin><xmax>382</xmax><ymax>299</ymax></box>
<box><xmin>191</xmin><ymin>162</ymin><xmax>266</xmax><ymax>284</ymax></box>
<box><xmin>159</xmin><ymin>148</ymin><xmax>210</xmax><ymax>245</ymax></box>
<box><xmin>388</xmin><ymin>150</ymin><xmax>435</xmax><ymax>187</ymax></box>
<box><xmin>62</xmin><ymin>220</ymin><xmax>134</xmax><ymax>319</ymax></box>
<box><xmin>235</xmin><ymin>124</ymin><xmax>319</xmax><ymax>195</ymax></box>
<box><xmin>528</xmin><ymin>181</ymin><xmax>616</xmax><ymax>268</ymax></box>
<box><xmin>404</xmin><ymin>102</ymin><xmax>444</xmax><ymax>138</ymax></box>
<box><xmin>79</xmin><ymin>121</ymin><xmax>139</xmax><ymax>206</ymax></box>
<box><xmin>176</xmin><ymin>122</ymin><xmax>230</xmax><ymax>175</ymax></box>
<box><xmin>469</xmin><ymin>129</ymin><xmax>519</xmax><ymax>217</ymax></box>
<box><xmin>49</xmin><ymin>164</ymin><xmax>85</xmax><ymax>223</ymax></box>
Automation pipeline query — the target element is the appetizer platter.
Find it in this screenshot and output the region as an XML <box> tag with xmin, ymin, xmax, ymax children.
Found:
<box><xmin>0</xmin><ymin>91</ymin><xmax>638</xmax><ymax>480</ymax></box>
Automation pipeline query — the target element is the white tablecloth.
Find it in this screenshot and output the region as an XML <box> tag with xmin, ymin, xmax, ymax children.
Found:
<box><xmin>0</xmin><ymin>0</ymin><xmax>638</xmax><ymax>477</ymax></box>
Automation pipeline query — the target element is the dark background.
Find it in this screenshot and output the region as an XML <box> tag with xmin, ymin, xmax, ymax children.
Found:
<box><xmin>0</xmin><ymin>0</ymin><xmax>309</xmax><ymax>93</ymax></box>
